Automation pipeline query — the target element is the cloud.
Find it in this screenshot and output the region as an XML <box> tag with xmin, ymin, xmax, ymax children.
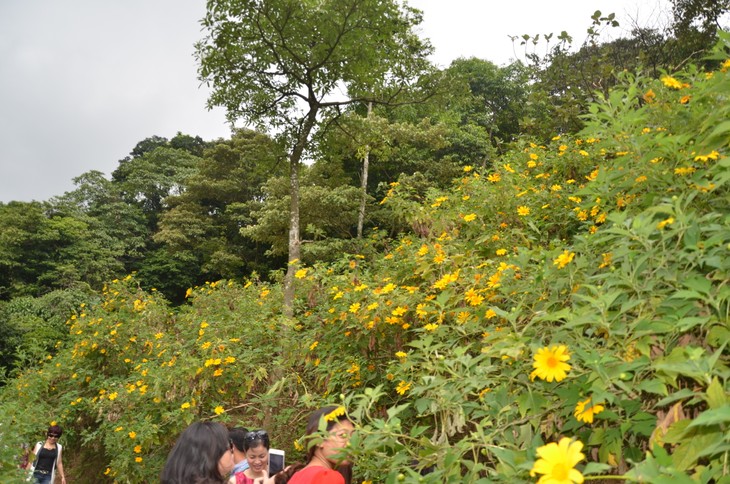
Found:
<box><xmin>0</xmin><ymin>0</ymin><xmax>670</xmax><ymax>203</ymax></box>
<box><xmin>411</xmin><ymin>0</ymin><xmax>670</xmax><ymax>67</ymax></box>
<box><xmin>0</xmin><ymin>0</ymin><xmax>230</xmax><ymax>202</ymax></box>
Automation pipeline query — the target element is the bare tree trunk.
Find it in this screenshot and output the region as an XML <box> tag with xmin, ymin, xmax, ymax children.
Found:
<box><xmin>283</xmin><ymin>159</ymin><xmax>300</xmax><ymax>318</ymax></box>
<box><xmin>357</xmin><ymin>102</ymin><xmax>373</xmax><ymax>239</ymax></box>
<box><xmin>283</xmin><ymin>107</ymin><xmax>318</xmax><ymax>317</ymax></box>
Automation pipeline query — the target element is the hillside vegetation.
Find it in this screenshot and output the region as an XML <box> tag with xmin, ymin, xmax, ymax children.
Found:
<box><xmin>1</xmin><ymin>32</ymin><xmax>729</xmax><ymax>483</ymax></box>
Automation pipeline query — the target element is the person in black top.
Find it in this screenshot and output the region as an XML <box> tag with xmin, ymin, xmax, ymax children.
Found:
<box><xmin>28</xmin><ymin>425</ymin><xmax>66</xmax><ymax>484</ymax></box>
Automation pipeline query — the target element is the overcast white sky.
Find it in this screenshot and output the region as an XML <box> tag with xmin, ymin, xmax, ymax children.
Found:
<box><xmin>0</xmin><ymin>0</ymin><xmax>670</xmax><ymax>203</ymax></box>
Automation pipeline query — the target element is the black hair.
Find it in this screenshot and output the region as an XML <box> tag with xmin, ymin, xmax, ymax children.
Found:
<box><xmin>274</xmin><ymin>406</ymin><xmax>352</xmax><ymax>484</ymax></box>
<box><xmin>243</xmin><ymin>429</ymin><xmax>270</xmax><ymax>452</ymax></box>
<box><xmin>47</xmin><ymin>425</ymin><xmax>63</xmax><ymax>437</ymax></box>
<box><xmin>229</xmin><ymin>427</ymin><xmax>249</xmax><ymax>452</ymax></box>
<box><xmin>160</xmin><ymin>421</ymin><xmax>230</xmax><ymax>484</ymax></box>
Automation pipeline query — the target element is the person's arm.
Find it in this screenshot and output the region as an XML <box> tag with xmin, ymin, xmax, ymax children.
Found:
<box><xmin>56</xmin><ymin>446</ymin><xmax>66</xmax><ymax>483</ymax></box>
<box><xmin>27</xmin><ymin>442</ymin><xmax>41</xmax><ymax>470</ymax></box>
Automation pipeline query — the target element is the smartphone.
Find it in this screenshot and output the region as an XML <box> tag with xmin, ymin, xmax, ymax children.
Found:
<box><xmin>269</xmin><ymin>448</ymin><xmax>285</xmax><ymax>475</ymax></box>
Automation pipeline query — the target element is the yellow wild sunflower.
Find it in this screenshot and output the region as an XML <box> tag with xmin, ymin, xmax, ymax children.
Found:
<box><xmin>324</xmin><ymin>405</ymin><xmax>346</xmax><ymax>422</ymax></box>
<box><xmin>530</xmin><ymin>437</ymin><xmax>585</xmax><ymax>484</ymax></box>
<box><xmin>661</xmin><ymin>75</ymin><xmax>683</xmax><ymax>89</ymax></box>
<box><xmin>574</xmin><ymin>398</ymin><xmax>604</xmax><ymax>424</ymax></box>
<box><xmin>530</xmin><ymin>345</ymin><xmax>571</xmax><ymax>382</ymax></box>
<box><xmin>553</xmin><ymin>250</ymin><xmax>575</xmax><ymax>269</ymax></box>
<box><xmin>396</xmin><ymin>380</ymin><xmax>412</xmax><ymax>395</ymax></box>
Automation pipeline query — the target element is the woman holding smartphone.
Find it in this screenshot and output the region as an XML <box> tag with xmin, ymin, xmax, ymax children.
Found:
<box><xmin>230</xmin><ymin>430</ymin><xmax>270</xmax><ymax>484</ymax></box>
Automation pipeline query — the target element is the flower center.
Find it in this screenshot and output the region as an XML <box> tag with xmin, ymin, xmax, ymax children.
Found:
<box><xmin>552</xmin><ymin>462</ymin><xmax>569</xmax><ymax>480</ymax></box>
<box><xmin>546</xmin><ymin>356</ymin><xmax>558</xmax><ymax>368</ymax></box>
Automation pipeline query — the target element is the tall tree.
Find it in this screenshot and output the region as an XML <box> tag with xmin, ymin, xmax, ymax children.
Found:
<box><xmin>357</xmin><ymin>102</ymin><xmax>373</xmax><ymax>239</ymax></box>
<box><xmin>322</xmin><ymin>108</ymin><xmax>449</xmax><ymax>236</ymax></box>
<box><xmin>0</xmin><ymin>202</ymin><xmax>51</xmax><ymax>298</ymax></box>
<box><xmin>55</xmin><ymin>170</ymin><xmax>148</xmax><ymax>268</ymax></box>
<box><xmin>0</xmin><ymin>200</ymin><xmax>124</xmax><ymax>299</ymax></box>
<box><xmin>670</xmin><ymin>0</ymin><xmax>730</xmax><ymax>68</ymax></box>
<box><xmin>113</xmin><ymin>146</ymin><xmax>202</xmax><ymax>228</ymax></box>
<box><xmin>154</xmin><ymin>129</ymin><xmax>287</xmax><ymax>284</ymax></box>
<box><xmin>672</xmin><ymin>0</ymin><xmax>730</xmax><ymax>41</ymax></box>
<box><xmin>442</xmin><ymin>58</ymin><xmax>530</xmax><ymax>152</ymax></box>
<box><xmin>196</xmin><ymin>0</ymin><xmax>434</xmax><ymax>316</ymax></box>
<box><xmin>241</xmin><ymin>162</ymin><xmax>363</xmax><ymax>263</ymax></box>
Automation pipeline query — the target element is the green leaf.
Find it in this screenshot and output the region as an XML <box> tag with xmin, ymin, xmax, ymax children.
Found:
<box><xmin>671</xmin><ymin>430</ymin><xmax>725</xmax><ymax>470</ymax></box>
<box><xmin>651</xmin><ymin>443</ymin><xmax>674</xmax><ymax>467</ymax></box>
<box><xmin>653</xmin><ymin>346</ymin><xmax>711</xmax><ymax>384</ymax></box>
<box><xmin>654</xmin><ymin>474</ymin><xmax>697</xmax><ymax>484</ymax></box>
<box><xmin>588</xmin><ymin>427</ymin><xmax>605</xmax><ymax>446</ymax></box>
<box><xmin>637</xmin><ymin>379</ymin><xmax>668</xmax><ymax>396</ymax></box>
<box><xmin>705</xmin><ymin>119</ymin><xmax>730</xmax><ymax>143</ymax></box>
<box><xmin>655</xmin><ymin>388</ymin><xmax>698</xmax><ymax>407</ymax></box>
<box><xmin>516</xmin><ymin>391</ymin><xmax>547</xmax><ymax>418</ymax></box>
<box><xmin>707</xmin><ymin>342</ymin><xmax>728</xmax><ymax>372</ymax></box>
<box><xmin>670</xmin><ymin>290</ymin><xmax>703</xmax><ymax>300</ymax></box>
<box><xmin>687</xmin><ymin>405</ymin><xmax>730</xmax><ymax>428</ymax></box>
<box><xmin>705</xmin><ymin>377</ymin><xmax>727</xmax><ymax>409</ymax></box>
<box><xmin>414</xmin><ymin>397</ymin><xmax>431</xmax><ymax>415</ymax></box>
<box><xmin>386</xmin><ymin>403</ymin><xmax>410</xmax><ymax>419</ymax></box>
<box><xmin>663</xmin><ymin>419</ymin><xmax>692</xmax><ymax>444</ymax></box>
<box><xmin>682</xmin><ymin>276</ymin><xmax>713</xmax><ymax>295</ymax></box>
<box><xmin>435</xmin><ymin>289</ymin><xmax>452</xmax><ymax>308</ymax></box>
<box><xmin>488</xmin><ymin>446</ymin><xmax>519</xmax><ymax>471</ymax></box>
<box><xmin>409</xmin><ymin>425</ymin><xmax>429</xmax><ymax>438</ymax></box>
<box><xmin>697</xmin><ymin>441</ymin><xmax>730</xmax><ymax>459</ymax></box>
<box><xmin>582</xmin><ymin>462</ymin><xmax>612</xmax><ymax>475</ymax></box>
<box><xmin>708</xmin><ymin>325</ymin><xmax>730</xmax><ymax>347</ymax></box>
<box><xmin>675</xmin><ymin>316</ymin><xmax>711</xmax><ymax>331</ymax></box>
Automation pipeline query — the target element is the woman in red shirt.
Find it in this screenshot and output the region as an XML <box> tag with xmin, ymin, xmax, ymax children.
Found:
<box><xmin>276</xmin><ymin>406</ymin><xmax>354</xmax><ymax>484</ymax></box>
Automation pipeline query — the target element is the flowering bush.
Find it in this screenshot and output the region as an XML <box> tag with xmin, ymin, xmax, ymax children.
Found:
<box><xmin>1</xmin><ymin>35</ymin><xmax>729</xmax><ymax>484</ymax></box>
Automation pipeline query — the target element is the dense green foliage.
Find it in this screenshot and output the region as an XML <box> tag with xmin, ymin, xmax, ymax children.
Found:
<box><xmin>2</xmin><ymin>2</ymin><xmax>729</xmax><ymax>482</ymax></box>
<box><xmin>1</xmin><ymin>29</ymin><xmax>729</xmax><ymax>482</ymax></box>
